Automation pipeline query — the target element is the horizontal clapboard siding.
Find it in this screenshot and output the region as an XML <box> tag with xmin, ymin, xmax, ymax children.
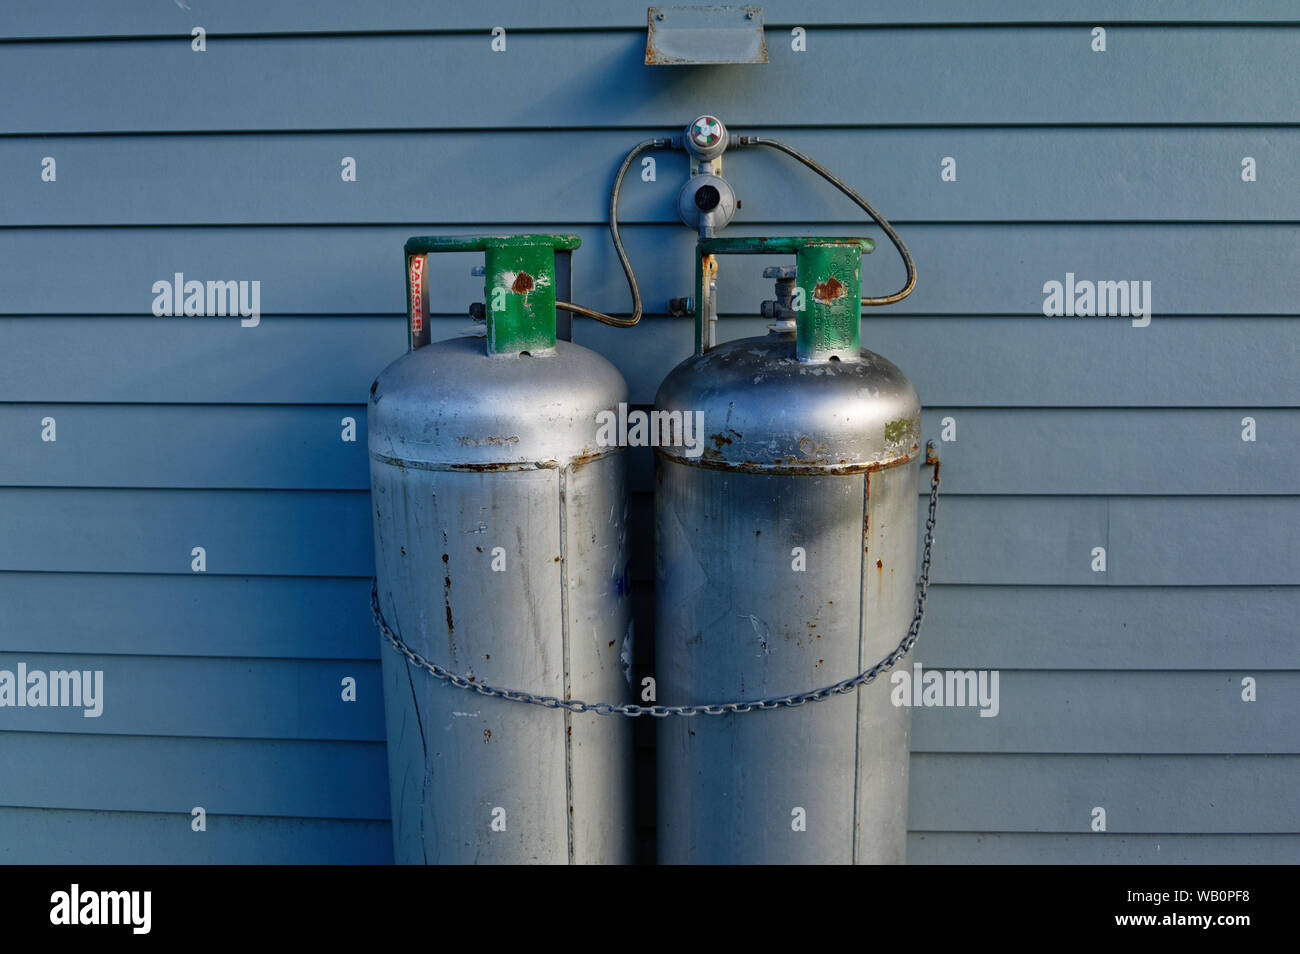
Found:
<box><xmin>0</xmin><ymin>405</ymin><xmax>370</xmax><ymax>489</ymax></box>
<box><xmin>3</xmin><ymin>577</ymin><xmax>1294</xmax><ymax>670</ymax></box>
<box><xmin>4</xmin><ymin>745</ymin><xmax>1298</xmax><ymax>837</ymax></box>
<box><xmin>7</xmin><ymin>128</ymin><xmax>1300</xmax><ymax>226</ymax></box>
<box><xmin>0</xmin><ymin>733</ymin><xmax>388</xmax><ymax>819</ymax></box>
<box><xmin>919</xmin><ymin>586</ymin><xmax>1300</xmax><ymax>670</ymax></box>
<box><xmin>4</xmin><ymin>659</ymin><xmax>1295</xmax><ymax>754</ymax></box>
<box><xmin>924</xmin><ymin>496</ymin><xmax>1298</xmax><ymax>586</ymax></box>
<box><xmin>5</xmin><ymin>224</ymin><xmax>1300</xmax><ymax>315</ymax></box>
<box><xmin>1</xmin><ymin>490</ymin><xmax>1295</xmax><ymax>584</ymax></box>
<box><xmin>7</xmin><ymin>29</ymin><xmax>1300</xmax><ymax>133</ymax></box>
<box><xmin>0</xmin><ymin>807</ymin><xmax>392</xmax><ymax>864</ymax></box>
<box><xmin>910</xmin><ymin>755</ymin><xmax>1300</xmax><ymax>832</ymax></box>
<box><xmin>0</xmin><ymin>574</ymin><xmax>377</xmax><ymax>658</ymax></box>
<box><xmin>0</xmin><ymin>489</ymin><xmax>375</xmax><ymax>576</ymax></box>
<box><xmin>5</xmin><ymin>2</ymin><xmax>1300</xmax><ymax>39</ymax></box>
<box><xmin>1</xmin><ymin>317</ymin><xmax>1296</xmax><ymax>408</ymax></box>
<box><xmin>909</xmin><ymin>674</ymin><xmax>1299</xmax><ymax>753</ymax></box>
<box><xmin>3</xmin><ymin>407</ymin><xmax>1297</xmax><ymax>494</ymax></box>
<box><xmin>1</xmin><ymin>10</ymin><xmax>1295</xmax><ymax>865</ymax></box>
<box><xmin>0</xmin><ymin>654</ymin><xmax>383</xmax><ymax>740</ymax></box>
<box><xmin>908</xmin><ymin>833</ymin><xmax>1300</xmax><ymax>864</ymax></box>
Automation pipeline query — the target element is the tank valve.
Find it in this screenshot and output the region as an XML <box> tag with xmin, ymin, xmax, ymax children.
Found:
<box><xmin>469</xmin><ymin>265</ymin><xmax>487</xmax><ymax>321</ymax></box>
<box><xmin>677</xmin><ymin>114</ymin><xmax>737</xmax><ymax>237</ymax></box>
<box><xmin>761</xmin><ymin>266</ymin><xmax>798</xmax><ymax>333</ymax></box>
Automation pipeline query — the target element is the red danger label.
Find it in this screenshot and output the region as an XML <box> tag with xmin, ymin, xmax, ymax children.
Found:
<box><xmin>409</xmin><ymin>255</ymin><xmax>425</xmax><ymax>334</ymax></box>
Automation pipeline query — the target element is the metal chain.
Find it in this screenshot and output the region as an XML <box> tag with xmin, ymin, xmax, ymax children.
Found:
<box><xmin>372</xmin><ymin>453</ymin><xmax>941</xmax><ymax>717</ymax></box>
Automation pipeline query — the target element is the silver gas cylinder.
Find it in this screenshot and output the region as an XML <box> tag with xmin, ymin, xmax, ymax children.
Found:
<box><xmin>654</xmin><ymin>237</ymin><xmax>922</xmax><ymax>864</ymax></box>
<box><xmin>370</xmin><ymin>234</ymin><xmax>635</xmax><ymax>864</ymax></box>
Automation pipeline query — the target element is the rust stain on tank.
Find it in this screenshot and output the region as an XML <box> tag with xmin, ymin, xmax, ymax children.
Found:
<box><xmin>449</xmin><ymin>458</ymin><xmax>558</xmax><ymax>473</ymax></box>
<box><xmin>796</xmin><ymin>436</ymin><xmax>830</xmax><ymax>464</ymax></box>
<box><xmin>812</xmin><ymin>276</ymin><xmax>847</xmax><ymax>303</ymax></box>
<box><xmin>566</xmin><ymin>448</ymin><xmax>606</xmax><ymax>475</ymax></box>
<box><xmin>442</xmin><ymin>533</ymin><xmax>454</xmax><ymax>650</ymax></box>
<box><xmin>483</xmin><ymin>728</ymin><xmax>491</xmax><ymax>744</ymax></box>
<box><xmin>512</xmin><ymin>272</ymin><xmax>535</xmax><ymax>294</ymax></box>
<box><xmin>876</xmin><ymin>559</ymin><xmax>883</xmax><ymax>570</ymax></box>
<box><xmin>710</xmin><ymin>433</ymin><xmax>733</xmax><ymax>450</ymax></box>
<box><xmin>660</xmin><ymin>449</ymin><xmax>918</xmax><ymax>476</ymax></box>
<box><xmin>441</xmin><ymin>584</ymin><xmax>455</xmax><ymax>655</ymax></box>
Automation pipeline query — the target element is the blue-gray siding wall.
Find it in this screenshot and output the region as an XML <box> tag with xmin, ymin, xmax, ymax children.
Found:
<box><xmin>1</xmin><ymin>3</ymin><xmax>1297</xmax><ymax>863</ymax></box>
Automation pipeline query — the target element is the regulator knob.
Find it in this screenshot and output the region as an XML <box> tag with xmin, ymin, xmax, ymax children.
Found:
<box><xmin>685</xmin><ymin>115</ymin><xmax>728</xmax><ymax>162</ymax></box>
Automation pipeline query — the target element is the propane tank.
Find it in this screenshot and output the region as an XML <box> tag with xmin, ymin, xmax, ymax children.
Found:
<box><xmin>369</xmin><ymin>234</ymin><xmax>634</xmax><ymax>864</ymax></box>
<box><xmin>654</xmin><ymin>237</ymin><xmax>921</xmax><ymax>864</ymax></box>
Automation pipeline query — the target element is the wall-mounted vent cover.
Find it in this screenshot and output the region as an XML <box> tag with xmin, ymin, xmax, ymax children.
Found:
<box><xmin>645</xmin><ymin>6</ymin><xmax>768</xmax><ymax>65</ymax></box>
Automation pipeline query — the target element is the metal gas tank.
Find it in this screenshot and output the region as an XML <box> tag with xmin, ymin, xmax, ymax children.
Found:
<box><xmin>653</xmin><ymin>237</ymin><xmax>921</xmax><ymax>864</ymax></box>
<box><xmin>370</xmin><ymin>235</ymin><xmax>635</xmax><ymax>864</ymax></box>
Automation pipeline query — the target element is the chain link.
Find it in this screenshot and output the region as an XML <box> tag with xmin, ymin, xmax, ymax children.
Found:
<box><xmin>372</xmin><ymin>454</ymin><xmax>941</xmax><ymax>717</ymax></box>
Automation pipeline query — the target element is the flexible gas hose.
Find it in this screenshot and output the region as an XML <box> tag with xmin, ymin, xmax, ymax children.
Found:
<box><xmin>740</xmin><ymin>136</ymin><xmax>917</xmax><ymax>306</ymax></box>
<box><xmin>556</xmin><ymin>138</ymin><xmax>672</xmax><ymax>328</ymax></box>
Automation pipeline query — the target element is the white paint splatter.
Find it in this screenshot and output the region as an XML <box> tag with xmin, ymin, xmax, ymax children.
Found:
<box><xmin>739</xmin><ymin>614</ymin><xmax>771</xmax><ymax>656</ymax></box>
<box><xmin>620</xmin><ymin>621</ymin><xmax>635</xmax><ymax>686</ymax></box>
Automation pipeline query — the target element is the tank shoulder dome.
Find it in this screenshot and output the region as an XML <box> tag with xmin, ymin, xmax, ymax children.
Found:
<box><xmin>368</xmin><ymin>336</ymin><xmax>627</xmax><ymax>467</ymax></box>
<box><xmin>654</xmin><ymin>332</ymin><xmax>920</xmax><ymax>471</ymax></box>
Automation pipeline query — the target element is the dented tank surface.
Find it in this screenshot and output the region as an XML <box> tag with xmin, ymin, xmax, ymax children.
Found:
<box><xmin>371</xmin><ymin>235</ymin><xmax>635</xmax><ymax>864</ymax></box>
